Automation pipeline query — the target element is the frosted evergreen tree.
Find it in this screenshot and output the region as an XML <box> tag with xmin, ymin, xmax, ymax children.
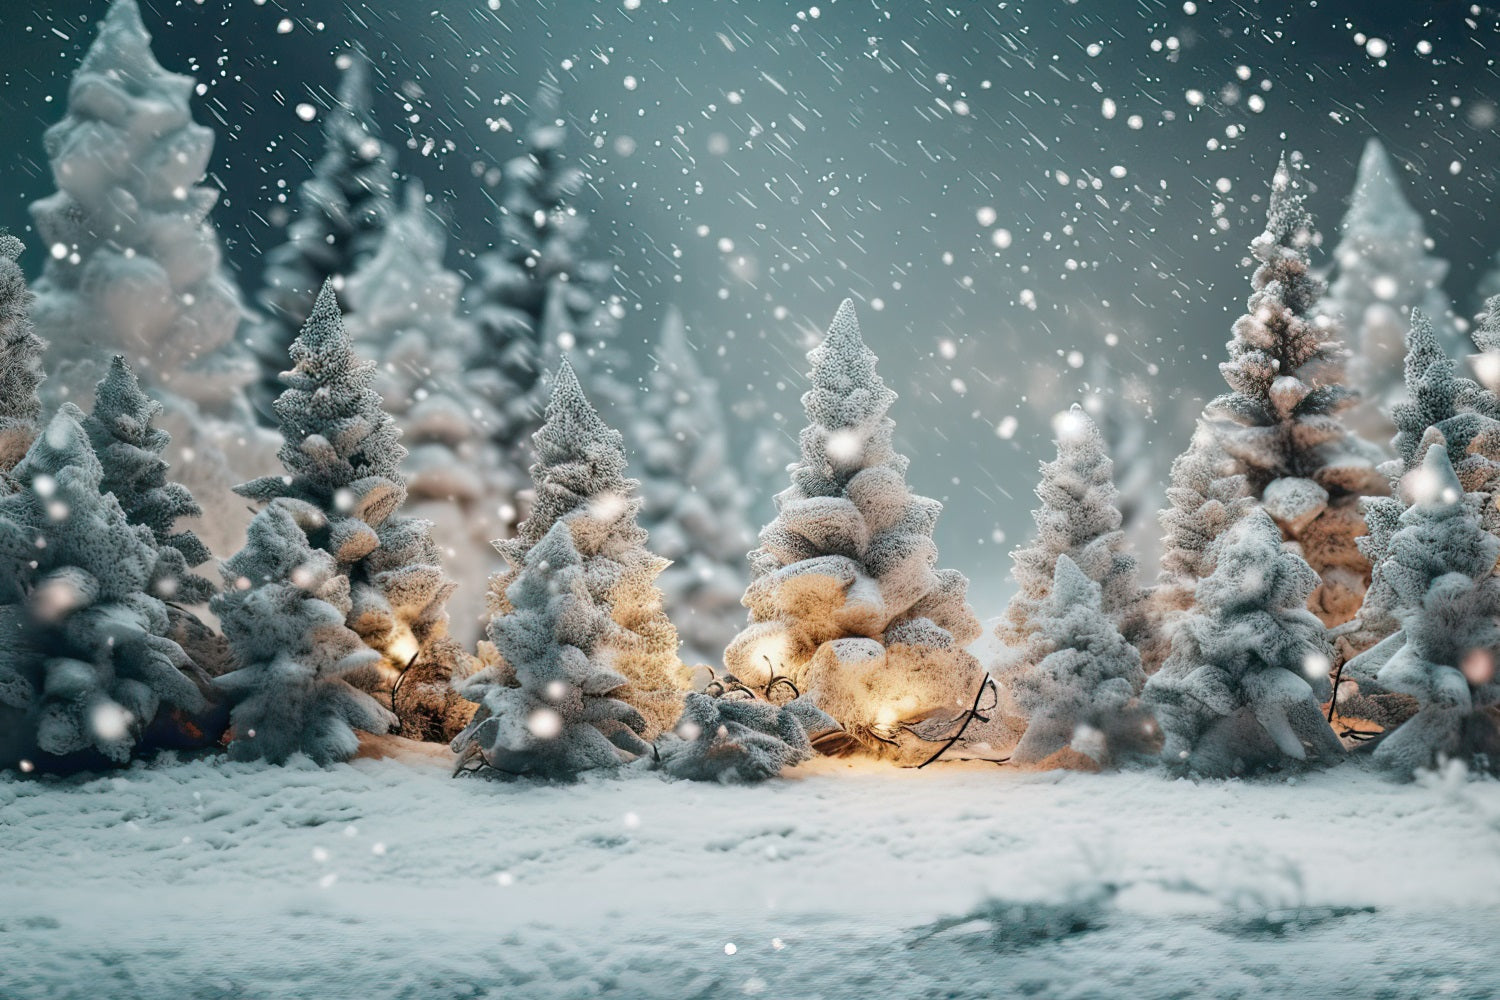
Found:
<box><xmin>28</xmin><ymin>0</ymin><xmax>276</xmax><ymax>562</ymax></box>
<box><xmin>724</xmin><ymin>300</ymin><xmax>986</xmax><ymax>763</ymax></box>
<box><xmin>654</xmin><ymin>692</ymin><xmax>834</xmax><ymax>783</ymax></box>
<box><xmin>0</xmin><ymin>409</ymin><xmax>208</xmax><ymax>771</ymax></box>
<box><xmin>1083</xmin><ymin>352</ymin><xmax>1159</xmax><ymax>560</ymax></box>
<box><xmin>0</xmin><ymin>234</ymin><xmax>45</xmax><ymax>476</ymax></box>
<box><xmin>999</xmin><ymin>405</ymin><xmax>1150</xmax><ymax>657</ymax></box>
<box><xmin>1320</xmin><ymin>139</ymin><xmax>1462</xmax><ymax>441</ymax></box>
<box><xmin>485</xmin><ymin>359</ymin><xmax>684</xmax><ymax>740</ymax></box>
<box><xmin>465</xmin><ymin>78</ymin><xmax>628</xmax><ymax>477</ymax></box>
<box><xmin>1203</xmin><ymin>154</ymin><xmax>1385</xmax><ymax>628</ymax></box>
<box><xmin>245</xmin><ymin>47</ymin><xmax>398</xmax><ymax>423</ymax></box>
<box><xmin>346</xmin><ymin>186</ymin><xmax>509</xmax><ymax>643</ymax></box>
<box><xmin>632</xmin><ymin>308</ymin><xmax>754</xmax><ymax>665</ymax></box>
<box><xmin>236</xmin><ymin>282</ymin><xmax>471</xmax><ymax>742</ymax></box>
<box><xmin>453</xmin><ymin>519</ymin><xmax>652</xmax><ymax>779</ymax></box>
<box><xmin>999</xmin><ymin>554</ymin><xmax>1152</xmax><ymax>768</ymax></box>
<box><xmin>1142</xmin><ymin>510</ymin><xmax>1344</xmax><ymax>776</ymax></box>
<box><xmin>1345</xmin><ymin>445</ymin><xmax>1500</xmax><ymax>776</ymax></box>
<box><xmin>212</xmin><ymin>501</ymin><xmax>394</xmax><ymax>765</ymax></box>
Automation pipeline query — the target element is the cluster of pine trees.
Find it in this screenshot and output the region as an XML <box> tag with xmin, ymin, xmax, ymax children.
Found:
<box><xmin>3</xmin><ymin>1</ymin><xmax>1497</xmax><ymax>785</ymax></box>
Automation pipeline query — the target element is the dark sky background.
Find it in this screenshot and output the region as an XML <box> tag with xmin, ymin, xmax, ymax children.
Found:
<box><xmin>3</xmin><ymin>0</ymin><xmax>1500</xmax><ymax>611</ymax></box>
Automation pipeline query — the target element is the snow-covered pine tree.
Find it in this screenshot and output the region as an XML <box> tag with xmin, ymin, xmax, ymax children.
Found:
<box><xmin>1142</xmin><ymin>509</ymin><xmax>1344</xmax><ymax>776</ymax></box>
<box><xmin>1203</xmin><ymin>154</ymin><xmax>1386</xmax><ymax>628</ymax></box>
<box><xmin>999</xmin><ymin>554</ymin><xmax>1152</xmax><ymax>768</ymax></box>
<box><xmin>245</xmin><ymin>47</ymin><xmax>398</xmax><ymax>424</ymax></box>
<box><xmin>484</xmin><ymin>358</ymin><xmax>684</xmax><ymax>739</ymax></box>
<box><xmin>999</xmin><ymin>405</ymin><xmax>1151</xmax><ymax>658</ymax></box>
<box><xmin>1320</xmin><ymin>139</ymin><xmax>1462</xmax><ymax>441</ymax></box>
<box><xmin>0</xmin><ymin>408</ymin><xmax>208</xmax><ymax>771</ymax></box>
<box><xmin>632</xmin><ymin>307</ymin><xmax>754</xmax><ymax>666</ymax></box>
<box><xmin>723</xmin><ymin>300</ymin><xmax>986</xmax><ymax>762</ymax></box>
<box><xmin>345</xmin><ymin>185</ymin><xmax>509</xmax><ymax>644</ymax></box>
<box><xmin>465</xmin><ymin>78</ymin><xmax>628</xmax><ymax>478</ymax></box>
<box><xmin>0</xmin><ymin>234</ymin><xmax>45</xmax><ymax>476</ymax></box>
<box><xmin>655</xmin><ymin>692</ymin><xmax>833</xmax><ymax>783</ymax></box>
<box><xmin>1346</xmin><ymin>444</ymin><xmax>1500</xmax><ymax>776</ymax></box>
<box><xmin>28</xmin><ymin>0</ymin><xmax>276</xmax><ymax>563</ymax></box>
<box><xmin>236</xmin><ymin>282</ymin><xmax>471</xmax><ymax>742</ymax></box>
<box><xmin>212</xmin><ymin>500</ymin><xmax>394</xmax><ymax>765</ymax></box>
<box><xmin>453</xmin><ymin>518</ymin><xmax>651</xmax><ymax>779</ymax></box>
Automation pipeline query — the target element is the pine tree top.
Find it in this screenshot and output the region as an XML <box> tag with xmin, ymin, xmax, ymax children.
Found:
<box><xmin>805</xmin><ymin>298</ymin><xmax>898</xmax><ymax>431</ymax></box>
<box><xmin>1389</xmin><ymin>311</ymin><xmax>1461</xmax><ymax>469</ymax></box>
<box><xmin>1340</xmin><ymin>139</ymin><xmax>1414</xmax><ymax>238</ymax></box>
<box><xmin>1474</xmin><ymin>295</ymin><xmax>1500</xmax><ymax>355</ymax></box>
<box><xmin>90</xmin><ymin>355</ymin><xmax>169</xmax><ymax>454</ymax></box>
<box><xmin>75</xmin><ymin>0</ymin><xmax>192</xmax><ymax>105</ymax></box>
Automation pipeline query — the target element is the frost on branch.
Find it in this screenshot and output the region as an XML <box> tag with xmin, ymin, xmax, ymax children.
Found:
<box><xmin>211</xmin><ymin>501</ymin><xmax>394</xmax><ymax>765</ymax></box>
<box><xmin>1319</xmin><ymin>139</ymin><xmax>1463</xmax><ymax>442</ymax></box>
<box><xmin>999</xmin><ymin>405</ymin><xmax>1151</xmax><ymax>660</ymax></box>
<box><xmin>466</xmin><ymin>77</ymin><xmax>629</xmax><ymax>480</ymax></box>
<box><xmin>999</xmin><ymin>554</ymin><xmax>1153</xmax><ymax>768</ymax></box>
<box><xmin>1201</xmin><ymin>154</ymin><xmax>1385</xmax><ymax>629</ymax></box>
<box><xmin>245</xmin><ymin>46</ymin><xmax>397</xmax><ymax>424</ymax></box>
<box><xmin>453</xmin><ymin>519</ymin><xmax>651</xmax><ymax>780</ymax></box>
<box><xmin>0</xmin><ymin>409</ymin><xmax>208</xmax><ymax>772</ymax></box>
<box><xmin>484</xmin><ymin>359</ymin><xmax>685</xmax><ymax>740</ymax></box>
<box><xmin>654</xmin><ymin>692</ymin><xmax>834</xmax><ymax>783</ymax></box>
<box><xmin>1142</xmin><ymin>509</ymin><xmax>1344</xmax><ymax>776</ymax></box>
<box><xmin>632</xmin><ymin>308</ymin><xmax>754</xmax><ymax>666</ymax></box>
<box><xmin>236</xmin><ymin>282</ymin><xmax>471</xmax><ymax>742</ymax></box>
<box><xmin>1345</xmin><ymin>445</ymin><xmax>1500</xmax><ymax>777</ymax></box>
<box><xmin>724</xmin><ymin>299</ymin><xmax>986</xmax><ymax>763</ymax></box>
<box><xmin>0</xmin><ymin>234</ymin><xmax>45</xmax><ymax>476</ymax></box>
<box><xmin>346</xmin><ymin>186</ymin><xmax>510</xmax><ymax>644</ymax></box>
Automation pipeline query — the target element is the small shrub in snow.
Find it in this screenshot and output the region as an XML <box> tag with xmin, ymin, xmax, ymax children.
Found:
<box><xmin>654</xmin><ymin>692</ymin><xmax>834</xmax><ymax>782</ymax></box>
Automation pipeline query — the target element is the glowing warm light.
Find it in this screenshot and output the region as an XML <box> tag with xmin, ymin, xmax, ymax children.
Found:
<box><xmin>528</xmin><ymin>707</ymin><xmax>563</xmax><ymax>739</ymax></box>
<box><xmin>388</xmin><ymin>628</ymin><xmax>420</xmax><ymax>667</ymax></box>
<box><xmin>1461</xmin><ymin>648</ymin><xmax>1495</xmax><ymax>686</ymax></box>
<box><xmin>825</xmin><ymin>428</ymin><xmax>862</xmax><ymax>463</ymax></box>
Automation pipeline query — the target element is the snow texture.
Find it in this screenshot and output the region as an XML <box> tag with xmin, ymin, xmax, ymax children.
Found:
<box><xmin>999</xmin><ymin>404</ymin><xmax>1151</xmax><ymax>659</ymax></box>
<box><xmin>0</xmin><ymin>409</ymin><xmax>207</xmax><ymax>772</ymax></box>
<box><xmin>1143</xmin><ymin>509</ymin><xmax>1344</xmax><ymax>776</ymax></box>
<box><xmin>244</xmin><ymin>46</ymin><xmax>397</xmax><ymax>425</ymax></box>
<box><xmin>211</xmin><ymin>501</ymin><xmax>395</xmax><ymax>765</ymax></box>
<box><xmin>345</xmin><ymin>185</ymin><xmax>511</xmax><ymax>645</ymax></box>
<box><xmin>1319</xmin><ymin>139</ymin><xmax>1464</xmax><ymax>442</ymax></box>
<box><xmin>632</xmin><ymin>308</ymin><xmax>754</xmax><ymax>666</ymax></box>
<box><xmin>654</xmin><ymin>692</ymin><xmax>831</xmax><ymax>782</ymax></box>
<box><xmin>466</xmin><ymin>79</ymin><xmax>630</xmax><ymax>482</ymax></box>
<box><xmin>0</xmin><ymin>234</ymin><xmax>45</xmax><ymax>475</ymax></box>
<box><xmin>454</xmin><ymin>519</ymin><xmax>653</xmax><ymax>779</ymax></box>
<box><xmin>1203</xmin><ymin>154</ymin><xmax>1385</xmax><ymax>629</ymax></box>
<box><xmin>999</xmin><ymin>554</ymin><xmax>1152</xmax><ymax>768</ymax></box>
<box><xmin>1346</xmin><ymin>445</ymin><xmax>1500</xmax><ymax>777</ymax></box>
<box><xmin>236</xmin><ymin>282</ymin><xmax>471</xmax><ymax>743</ymax></box>
<box><xmin>726</xmin><ymin>300</ymin><xmax>985</xmax><ymax>763</ymax></box>
<box><xmin>486</xmin><ymin>358</ymin><xmax>685</xmax><ymax>741</ymax></box>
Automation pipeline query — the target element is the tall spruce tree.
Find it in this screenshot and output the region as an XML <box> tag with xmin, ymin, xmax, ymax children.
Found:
<box><xmin>0</xmin><ymin>234</ymin><xmax>45</xmax><ymax>476</ymax></box>
<box><xmin>245</xmin><ymin>47</ymin><xmax>398</xmax><ymax>423</ymax></box>
<box><xmin>632</xmin><ymin>308</ymin><xmax>754</xmax><ymax>666</ymax></box>
<box><xmin>236</xmin><ymin>282</ymin><xmax>470</xmax><ymax>741</ymax></box>
<box><xmin>724</xmin><ymin>300</ymin><xmax>986</xmax><ymax>762</ymax></box>
<box><xmin>1200</xmin><ymin>154</ymin><xmax>1385</xmax><ymax>628</ymax></box>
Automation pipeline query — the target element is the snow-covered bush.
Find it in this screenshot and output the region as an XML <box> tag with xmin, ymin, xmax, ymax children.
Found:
<box><xmin>654</xmin><ymin>692</ymin><xmax>834</xmax><ymax>783</ymax></box>
<box><xmin>1142</xmin><ymin>509</ymin><xmax>1345</xmax><ymax>776</ymax></box>
<box><xmin>0</xmin><ymin>234</ymin><xmax>45</xmax><ymax>476</ymax></box>
<box><xmin>237</xmin><ymin>282</ymin><xmax>470</xmax><ymax>742</ymax></box>
<box><xmin>454</xmin><ymin>519</ymin><xmax>651</xmax><ymax>780</ymax></box>
<box><xmin>1319</xmin><ymin>139</ymin><xmax>1462</xmax><ymax>441</ymax></box>
<box><xmin>484</xmin><ymin>358</ymin><xmax>684</xmax><ymax>740</ymax></box>
<box><xmin>465</xmin><ymin>78</ymin><xmax>628</xmax><ymax>469</ymax></box>
<box><xmin>345</xmin><ymin>186</ymin><xmax>511</xmax><ymax>644</ymax></box>
<box><xmin>244</xmin><ymin>47</ymin><xmax>397</xmax><ymax>423</ymax></box>
<box><xmin>999</xmin><ymin>554</ymin><xmax>1152</xmax><ymax>768</ymax></box>
<box><xmin>1345</xmin><ymin>445</ymin><xmax>1500</xmax><ymax>776</ymax></box>
<box><xmin>632</xmin><ymin>308</ymin><xmax>754</xmax><ymax>665</ymax></box>
<box><xmin>724</xmin><ymin>299</ymin><xmax>986</xmax><ymax>763</ymax></box>
<box><xmin>212</xmin><ymin>501</ymin><xmax>394</xmax><ymax>765</ymax></box>
<box><xmin>1200</xmin><ymin>155</ymin><xmax>1385</xmax><ymax>628</ymax></box>
<box><xmin>0</xmin><ymin>409</ymin><xmax>208</xmax><ymax>771</ymax></box>
<box><xmin>999</xmin><ymin>405</ymin><xmax>1150</xmax><ymax>656</ymax></box>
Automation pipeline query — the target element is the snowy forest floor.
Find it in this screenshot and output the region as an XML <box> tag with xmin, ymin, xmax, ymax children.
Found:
<box><xmin>3</xmin><ymin>738</ymin><xmax>1500</xmax><ymax>1000</ymax></box>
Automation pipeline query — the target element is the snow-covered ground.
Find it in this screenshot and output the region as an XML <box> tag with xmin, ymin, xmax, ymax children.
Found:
<box><xmin>4</xmin><ymin>738</ymin><xmax>1500</xmax><ymax>1000</ymax></box>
